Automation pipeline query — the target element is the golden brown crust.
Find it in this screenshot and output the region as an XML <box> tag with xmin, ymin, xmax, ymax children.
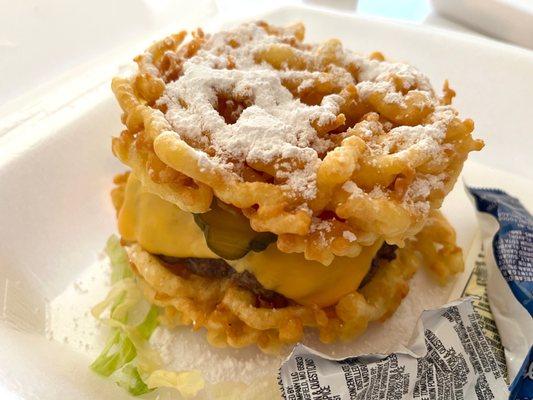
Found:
<box><xmin>111</xmin><ymin>21</ymin><xmax>482</xmax><ymax>266</ymax></box>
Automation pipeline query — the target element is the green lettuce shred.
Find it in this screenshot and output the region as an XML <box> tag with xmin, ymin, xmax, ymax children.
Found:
<box><xmin>106</xmin><ymin>235</ymin><xmax>133</xmax><ymax>284</ymax></box>
<box><xmin>91</xmin><ymin>278</ymin><xmax>140</xmax><ymax>323</ymax></box>
<box><xmin>91</xmin><ymin>236</ymin><xmax>205</xmax><ymax>397</ymax></box>
<box><xmin>116</xmin><ymin>364</ymin><xmax>152</xmax><ymax>396</ymax></box>
<box><xmin>90</xmin><ymin>330</ymin><xmax>136</xmax><ymax>377</ymax></box>
<box><xmin>136</xmin><ymin>306</ymin><xmax>159</xmax><ymax>340</ymax></box>
<box><xmin>90</xmin><ymin>306</ymin><xmax>159</xmax><ymax>376</ymax></box>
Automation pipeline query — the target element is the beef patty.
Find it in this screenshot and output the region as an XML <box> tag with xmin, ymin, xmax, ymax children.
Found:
<box><xmin>156</xmin><ymin>243</ymin><xmax>397</xmax><ymax>309</ymax></box>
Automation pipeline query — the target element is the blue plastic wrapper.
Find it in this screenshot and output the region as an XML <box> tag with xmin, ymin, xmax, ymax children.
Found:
<box><xmin>467</xmin><ymin>188</ymin><xmax>533</xmax><ymax>400</ymax></box>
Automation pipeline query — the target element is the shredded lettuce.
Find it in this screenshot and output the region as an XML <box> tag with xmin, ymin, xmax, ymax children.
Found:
<box><xmin>136</xmin><ymin>306</ymin><xmax>159</xmax><ymax>340</ymax></box>
<box><xmin>116</xmin><ymin>364</ymin><xmax>152</xmax><ymax>396</ymax></box>
<box><xmin>91</xmin><ymin>308</ymin><xmax>161</xmax><ymax>385</ymax></box>
<box><xmin>91</xmin><ymin>236</ymin><xmax>205</xmax><ymax>397</ymax></box>
<box><xmin>91</xmin><ymin>278</ymin><xmax>140</xmax><ymax>323</ymax></box>
<box><xmin>107</xmin><ymin>318</ymin><xmax>162</xmax><ymax>374</ymax></box>
<box><xmin>90</xmin><ymin>330</ymin><xmax>136</xmax><ymax>377</ymax></box>
<box><xmin>106</xmin><ymin>235</ymin><xmax>133</xmax><ymax>284</ymax></box>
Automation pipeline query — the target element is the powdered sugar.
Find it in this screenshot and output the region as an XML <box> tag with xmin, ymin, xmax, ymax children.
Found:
<box><xmin>347</xmin><ymin>53</ymin><xmax>433</xmax><ymax>92</ymax></box>
<box><xmin>377</xmin><ymin>118</ymin><xmax>447</xmax><ymax>159</ymax></box>
<box><xmin>342</xmin><ymin>180</ymin><xmax>363</xmax><ymax>197</ymax></box>
<box><xmin>159</xmin><ymin>25</ymin><xmax>343</xmax><ymax>199</ymax></box>
<box><xmin>310</xmin><ymin>218</ymin><xmax>333</xmax><ymax>233</ymax></box>
<box><xmin>309</xmin><ymin>217</ymin><xmax>335</xmax><ymax>248</ymax></box>
<box><xmin>342</xmin><ymin>230</ymin><xmax>357</xmax><ymax>242</ymax></box>
<box><xmin>346</xmin><ymin>52</ymin><xmax>439</xmax><ymax>115</ymax></box>
<box><xmin>407</xmin><ymin>174</ymin><xmax>446</xmax><ymax>200</ymax></box>
<box><xmin>156</xmin><ymin>22</ymin><xmax>457</xmax><ymax>206</ymax></box>
<box><xmin>150</xmin><ymin>327</ymin><xmax>284</xmax><ymax>384</ymax></box>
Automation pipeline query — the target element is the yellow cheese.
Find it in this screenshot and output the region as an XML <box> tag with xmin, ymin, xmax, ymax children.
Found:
<box><xmin>119</xmin><ymin>174</ymin><xmax>381</xmax><ymax>307</ymax></box>
<box><xmin>118</xmin><ymin>174</ymin><xmax>217</xmax><ymax>258</ymax></box>
<box><xmin>230</xmin><ymin>242</ymin><xmax>381</xmax><ymax>307</ymax></box>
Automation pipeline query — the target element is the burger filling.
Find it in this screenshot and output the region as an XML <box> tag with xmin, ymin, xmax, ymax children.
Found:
<box><xmin>118</xmin><ymin>174</ymin><xmax>396</xmax><ymax>308</ymax></box>
<box><xmin>157</xmin><ymin>241</ymin><xmax>397</xmax><ymax>309</ymax></box>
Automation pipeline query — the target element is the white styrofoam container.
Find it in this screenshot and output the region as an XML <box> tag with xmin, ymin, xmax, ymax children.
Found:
<box><xmin>432</xmin><ymin>0</ymin><xmax>533</xmax><ymax>50</ymax></box>
<box><xmin>1</xmin><ymin>5</ymin><xmax>532</xmax><ymax>399</ymax></box>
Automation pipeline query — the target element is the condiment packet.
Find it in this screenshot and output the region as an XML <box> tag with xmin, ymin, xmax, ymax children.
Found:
<box><xmin>466</xmin><ymin>188</ymin><xmax>533</xmax><ymax>399</ymax></box>
<box><xmin>278</xmin><ymin>186</ymin><xmax>533</xmax><ymax>399</ymax></box>
<box><xmin>278</xmin><ymin>298</ymin><xmax>508</xmax><ymax>399</ymax></box>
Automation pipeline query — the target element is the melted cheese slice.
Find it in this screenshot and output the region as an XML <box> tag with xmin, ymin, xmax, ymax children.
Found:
<box><xmin>230</xmin><ymin>242</ymin><xmax>381</xmax><ymax>307</ymax></box>
<box><xmin>119</xmin><ymin>174</ymin><xmax>381</xmax><ymax>306</ymax></box>
<box><xmin>118</xmin><ymin>174</ymin><xmax>217</xmax><ymax>258</ymax></box>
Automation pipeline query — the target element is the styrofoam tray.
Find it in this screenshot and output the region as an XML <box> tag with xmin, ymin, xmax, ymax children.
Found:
<box><xmin>1</xmin><ymin>5</ymin><xmax>532</xmax><ymax>399</ymax></box>
<box><xmin>432</xmin><ymin>0</ymin><xmax>533</xmax><ymax>49</ymax></box>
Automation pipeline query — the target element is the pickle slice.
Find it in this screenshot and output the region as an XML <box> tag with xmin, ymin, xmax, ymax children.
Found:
<box><xmin>193</xmin><ymin>200</ymin><xmax>276</xmax><ymax>260</ymax></box>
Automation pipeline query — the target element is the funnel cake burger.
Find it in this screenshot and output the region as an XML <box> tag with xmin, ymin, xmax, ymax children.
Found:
<box><xmin>110</xmin><ymin>21</ymin><xmax>483</xmax><ymax>352</ymax></box>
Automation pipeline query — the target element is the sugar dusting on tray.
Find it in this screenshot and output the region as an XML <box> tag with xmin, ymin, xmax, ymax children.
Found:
<box><xmin>46</xmin><ymin>255</ymin><xmax>112</xmax><ymax>358</ymax></box>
